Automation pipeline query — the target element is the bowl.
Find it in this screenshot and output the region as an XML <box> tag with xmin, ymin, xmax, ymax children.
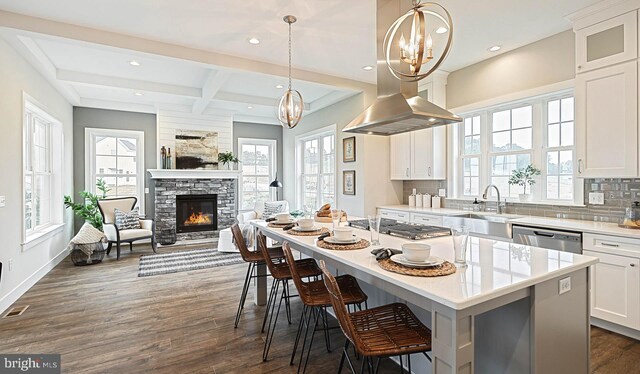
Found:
<box><xmin>298</xmin><ymin>218</ymin><xmax>314</xmax><ymax>229</ymax></box>
<box><xmin>276</xmin><ymin>212</ymin><xmax>291</xmax><ymax>223</ymax></box>
<box><xmin>401</xmin><ymin>243</ymin><xmax>431</xmax><ymax>262</ymax></box>
<box><xmin>333</xmin><ymin>227</ymin><xmax>353</xmax><ymax>241</ymax></box>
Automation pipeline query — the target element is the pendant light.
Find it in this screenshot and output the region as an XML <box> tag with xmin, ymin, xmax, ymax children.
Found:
<box><xmin>278</xmin><ymin>15</ymin><xmax>304</xmax><ymax>129</ymax></box>
<box><xmin>383</xmin><ymin>1</ymin><xmax>453</xmax><ymax>82</ymax></box>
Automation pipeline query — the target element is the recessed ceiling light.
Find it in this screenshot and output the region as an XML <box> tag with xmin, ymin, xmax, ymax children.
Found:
<box><xmin>134</xmin><ymin>92</ymin><xmax>143</xmax><ymax>96</ymax></box>
<box><xmin>247</xmin><ymin>106</ymin><xmax>253</xmax><ymax>109</ymax></box>
<box><xmin>429</xmin><ymin>118</ymin><xmax>436</xmax><ymax>122</ymax></box>
<box><xmin>362</xmin><ymin>65</ymin><xmax>374</xmax><ymax>71</ymax></box>
<box><xmin>435</xmin><ymin>27</ymin><xmax>448</xmax><ymax>34</ymax></box>
<box><xmin>129</xmin><ymin>60</ymin><xmax>140</xmax><ymax>66</ymax></box>
<box><xmin>275</xmin><ymin>84</ymin><xmax>284</xmax><ymax>89</ymax></box>
<box><xmin>367</xmin><ymin>131</ymin><xmax>373</xmax><ymax>135</ymax></box>
<box><xmin>488</xmin><ymin>45</ymin><xmax>501</xmax><ymax>52</ymax></box>
<box><xmin>248</xmin><ymin>37</ymin><xmax>260</xmax><ymax>45</ymax></box>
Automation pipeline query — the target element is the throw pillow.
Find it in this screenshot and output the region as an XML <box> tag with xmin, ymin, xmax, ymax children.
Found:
<box><xmin>114</xmin><ymin>207</ymin><xmax>141</xmax><ymax>230</ymax></box>
<box><xmin>262</xmin><ymin>202</ymin><xmax>286</xmax><ymax>219</ymax></box>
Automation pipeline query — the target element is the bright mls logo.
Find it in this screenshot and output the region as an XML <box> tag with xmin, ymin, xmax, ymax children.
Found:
<box><xmin>0</xmin><ymin>355</ymin><xmax>60</xmax><ymax>373</ymax></box>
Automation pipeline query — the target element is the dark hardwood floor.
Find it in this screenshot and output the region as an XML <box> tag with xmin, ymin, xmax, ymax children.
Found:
<box><xmin>1</xmin><ymin>245</ymin><xmax>638</xmax><ymax>373</ymax></box>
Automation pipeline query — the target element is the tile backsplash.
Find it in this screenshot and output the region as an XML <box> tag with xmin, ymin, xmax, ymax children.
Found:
<box><xmin>402</xmin><ymin>178</ymin><xmax>634</xmax><ymax>223</ymax></box>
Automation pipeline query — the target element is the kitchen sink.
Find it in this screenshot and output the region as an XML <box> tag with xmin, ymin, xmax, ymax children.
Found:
<box><xmin>442</xmin><ymin>213</ymin><xmax>523</xmax><ymax>240</ymax></box>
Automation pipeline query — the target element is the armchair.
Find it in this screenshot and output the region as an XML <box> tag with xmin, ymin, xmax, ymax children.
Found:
<box><xmin>97</xmin><ymin>197</ymin><xmax>157</xmax><ymax>260</ymax></box>
<box><xmin>236</xmin><ymin>200</ymin><xmax>290</xmax><ymax>225</ymax></box>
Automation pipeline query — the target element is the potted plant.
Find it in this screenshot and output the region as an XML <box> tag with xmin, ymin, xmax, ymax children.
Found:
<box><xmin>63</xmin><ymin>178</ymin><xmax>111</xmax><ymax>231</ymax></box>
<box><xmin>508</xmin><ymin>164</ymin><xmax>541</xmax><ymax>202</ymax></box>
<box><xmin>218</xmin><ymin>151</ymin><xmax>240</xmax><ymax>170</ymax></box>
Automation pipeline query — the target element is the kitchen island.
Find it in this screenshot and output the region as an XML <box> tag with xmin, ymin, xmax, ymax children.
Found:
<box><xmin>251</xmin><ymin>220</ymin><xmax>598</xmax><ymax>374</ymax></box>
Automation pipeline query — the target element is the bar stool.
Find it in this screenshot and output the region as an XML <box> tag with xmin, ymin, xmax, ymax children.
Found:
<box><xmin>231</xmin><ymin>224</ymin><xmax>285</xmax><ymax>328</ymax></box>
<box><xmin>319</xmin><ymin>260</ymin><xmax>433</xmax><ymax>374</ymax></box>
<box><xmin>259</xmin><ymin>232</ymin><xmax>323</xmax><ymax>362</ymax></box>
<box><xmin>282</xmin><ymin>242</ymin><xmax>368</xmax><ymax>374</ymax></box>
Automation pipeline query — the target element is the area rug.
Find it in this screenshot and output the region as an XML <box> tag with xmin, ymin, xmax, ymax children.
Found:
<box><xmin>138</xmin><ymin>248</ymin><xmax>244</xmax><ymax>277</ymax></box>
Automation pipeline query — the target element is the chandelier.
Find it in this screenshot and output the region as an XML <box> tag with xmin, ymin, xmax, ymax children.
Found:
<box><xmin>383</xmin><ymin>1</ymin><xmax>453</xmax><ymax>82</ymax></box>
<box><xmin>278</xmin><ymin>15</ymin><xmax>304</xmax><ymax>129</ymax></box>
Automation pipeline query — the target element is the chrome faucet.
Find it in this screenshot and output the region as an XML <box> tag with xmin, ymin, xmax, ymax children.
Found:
<box><xmin>482</xmin><ymin>184</ymin><xmax>506</xmax><ymax>214</ymax></box>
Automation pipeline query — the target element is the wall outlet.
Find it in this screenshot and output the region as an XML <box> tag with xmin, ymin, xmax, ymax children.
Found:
<box><xmin>588</xmin><ymin>192</ymin><xmax>605</xmax><ymax>205</ymax></box>
<box><xmin>0</xmin><ymin>195</ymin><xmax>5</xmax><ymax>207</ymax></box>
<box><xmin>559</xmin><ymin>277</ymin><xmax>571</xmax><ymax>295</ymax></box>
<box><xmin>8</xmin><ymin>258</ymin><xmax>13</xmax><ymax>272</ymax></box>
<box><xmin>438</xmin><ymin>188</ymin><xmax>446</xmax><ymax>197</ymax></box>
<box><xmin>144</xmin><ymin>188</ymin><xmax>150</xmax><ymax>194</ymax></box>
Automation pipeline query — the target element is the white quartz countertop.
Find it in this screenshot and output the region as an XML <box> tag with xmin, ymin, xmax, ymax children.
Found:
<box><xmin>379</xmin><ymin>204</ymin><xmax>640</xmax><ymax>239</ymax></box>
<box><xmin>253</xmin><ymin>220</ymin><xmax>597</xmax><ymax>310</ymax></box>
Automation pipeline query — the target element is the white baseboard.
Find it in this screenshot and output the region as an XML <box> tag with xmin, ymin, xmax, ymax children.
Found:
<box><xmin>0</xmin><ymin>247</ymin><xmax>70</xmax><ymax>315</ymax></box>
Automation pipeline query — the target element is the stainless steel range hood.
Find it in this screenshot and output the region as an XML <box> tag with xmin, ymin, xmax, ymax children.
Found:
<box><xmin>343</xmin><ymin>0</ymin><xmax>461</xmax><ymax>136</ymax></box>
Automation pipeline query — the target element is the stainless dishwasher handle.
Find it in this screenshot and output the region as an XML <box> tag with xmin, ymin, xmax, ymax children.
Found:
<box><xmin>533</xmin><ymin>231</ymin><xmax>556</xmax><ymax>237</ymax></box>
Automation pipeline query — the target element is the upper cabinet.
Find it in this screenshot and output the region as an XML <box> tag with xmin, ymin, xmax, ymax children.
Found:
<box><xmin>576</xmin><ymin>11</ymin><xmax>637</xmax><ymax>73</ymax></box>
<box><xmin>389</xmin><ymin>73</ymin><xmax>448</xmax><ymax>181</ymax></box>
<box><xmin>571</xmin><ymin>6</ymin><xmax>640</xmax><ymax>177</ymax></box>
<box><xmin>575</xmin><ymin>60</ymin><xmax>638</xmax><ymax>177</ymax></box>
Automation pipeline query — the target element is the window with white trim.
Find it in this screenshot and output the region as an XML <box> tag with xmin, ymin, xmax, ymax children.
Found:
<box><xmin>455</xmin><ymin>91</ymin><xmax>576</xmax><ymax>203</ymax></box>
<box><xmin>85</xmin><ymin>129</ymin><xmax>145</xmax><ymax>214</ymax></box>
<box><xmin>296</xmin><ymin>129</ymin><xmax>336</xmax><ymax>210</ymax></box>
<box><xmin>238</xmin><ymin>138</ymin><xmax>276</xmax><ymax>210</ymax></box>
<box><xmin>23</xmin><ymin>99</ymin><xmax>64</xmax><ymax>240</ymax></box>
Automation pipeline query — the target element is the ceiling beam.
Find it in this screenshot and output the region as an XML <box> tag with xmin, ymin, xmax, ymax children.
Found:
<box><xmin>192</xmin><ymin>70</ymin><xmax>231</xmax><ymax>115</ymax></box>
<box><xmin>214</xmin><ymin>91</ymin><xmax>311</xmax><ymax>111</ymax></box>
<box><xmin>56</xmin><ymin>69</ymin><xmax>201</xmax><ymax>98</ymax></box>
<box><xmin>0</xmin><ymin>10</ymin><xmax>376</xmax><ymax>105</ymax></box>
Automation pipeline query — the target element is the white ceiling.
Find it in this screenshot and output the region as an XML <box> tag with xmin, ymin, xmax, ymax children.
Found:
<box><xmin>0</xmin><ymin>0</ymin><xmax>602</xmax><ymax>121</ymax></box>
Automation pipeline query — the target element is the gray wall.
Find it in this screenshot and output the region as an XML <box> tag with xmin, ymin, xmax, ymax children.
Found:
<box><xmin>233</xmin><ymin>121</ymin><xmax>284</xmax><ymax>180</ymax></box>
<box><xmin>73</xmin><ymin>107</ymin><xmax>157</xmax><ymax>230</ymax></box>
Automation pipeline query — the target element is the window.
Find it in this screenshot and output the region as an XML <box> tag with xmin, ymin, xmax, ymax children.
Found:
<box><xmin>296</xmin><ymin>127</ymin><xmax>336</xmax><ymax>210</ymax></box>
<box><xmin>455</xmin><ymin>91</ymin><xmax>576</xmax><ymax>203</ymax></box>
<box><xmin>23</xmin><ymin>98</ymin><xmax>63</xmax><ymax>241</ymax></box>
<box><xmin>238</xmin><ymin>138</ymin><xmax>276</xmax><ymax>210</ymax></box>
<box><xmin>86</xmin><ymin>129</ymin><xmax>145</xmax><ymax>214</ymax></box>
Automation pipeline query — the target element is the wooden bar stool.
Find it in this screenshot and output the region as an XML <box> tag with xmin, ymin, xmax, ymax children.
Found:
<box><xmin>258</xmin><ymin>232</ymin><xmax>323</xmax><ymax>362</ymax></box>
<box><xmin>282</xmin><ymin>242</ymin><xmax>368</xmax><ymax>374</ymax></box>
<box><xmin>231</xmin><ymin>224</ymin><xmax>285</xmax><ymax>328</ymax></box>
<box><xmin>319</xmin><ymin>260</ymin><xmax>433</xmax><ymax>374</ymax></box>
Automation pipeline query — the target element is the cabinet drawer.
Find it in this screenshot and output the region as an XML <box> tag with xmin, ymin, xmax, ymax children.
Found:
<box><xmin>378</xmin><ymin>209</ymin><xmax>409</xmax><ymax>222</ymax></box>
<box><xmin>583</xmin><ymin>233</ymin><xmax>640</xmax><ymax>257</ymax></box>
<box><xmin>410</xmin><ymin>213</ymin><xmax>443</xmax><ymax>226</ymax></box>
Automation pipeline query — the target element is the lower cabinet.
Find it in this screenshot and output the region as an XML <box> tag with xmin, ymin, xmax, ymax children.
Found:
<box><xmin>378</xmin><ymin>209</ymin><xmax>409</xmax><ymax>222</ymax></box>
<box><xmin>583</xmin><ymin>233</ymin><xmax>640</xmax><ymax>330</ymax></box>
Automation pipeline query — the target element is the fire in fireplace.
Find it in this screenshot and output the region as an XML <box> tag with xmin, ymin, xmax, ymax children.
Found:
<box><xmin>176</xmin><ymin>194</ymin><xmax>218</xmax><ymax>233</ymax></box>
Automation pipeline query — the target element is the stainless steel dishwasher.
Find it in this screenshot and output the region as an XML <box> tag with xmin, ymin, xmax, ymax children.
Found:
<box><xmin>512</xmin><ymin>225</ymin><xmax>583</xmax><ymax>254</ymax></box>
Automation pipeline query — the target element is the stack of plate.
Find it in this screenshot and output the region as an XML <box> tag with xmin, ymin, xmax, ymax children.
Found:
<box><xmin>323</xmin><ymin>235</ymin><xmax>360</xmax><ymax>245</ymax></box>
<box><xmin>390</xmin><ymin>254</ymin><xmax>445</xmax><ymax>268</ymax></box>
<box><xmin>290</xmin><ymin>225</ymin><xmax>321</xmax><ymax>232</ymax></box>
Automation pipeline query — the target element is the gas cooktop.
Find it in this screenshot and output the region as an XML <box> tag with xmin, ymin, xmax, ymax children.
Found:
<box><xmin>348</xmin><ymin>219</ymin><xmax>451</xmax><ymax>240</ymax></box>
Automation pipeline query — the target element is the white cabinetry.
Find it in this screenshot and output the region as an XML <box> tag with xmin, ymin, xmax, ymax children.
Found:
<box><xmin>583</xmin><ymin>233</ymin><xmax>640</xmax><ymax>330</ymax></box>
<box><xmin>390</xmin><ymin>132</ymin><xmax>412</xmax><ymax>180</ymax></box>
<box><xmin>575</xmin><ymin>60</ymin><xmax>638</xmax><ymax>177</ymax></box>
<box><xmin>576</xmin><ymin>11</ymin><xmax>637</xmax><ymax>73</ymax></box>
<box><xmin>571</xmin><ymin>6</ymin><xmax>640</xmax><ymax>178</ymax></box>
<box><xmin>410</xmin><ymin>212</ymin><xmax>443</xmax><ymax>226</ymax></box>
<box><xmin>378</xmin><ymin>208</ymin><xmax>409</xmax><ymax>222</ymax></box>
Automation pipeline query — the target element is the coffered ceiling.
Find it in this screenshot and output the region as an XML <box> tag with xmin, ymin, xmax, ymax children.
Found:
<box><xmin>0</xmin><ymin>0</ymin><xmax>602</xmax><ymax>123</ymax></box>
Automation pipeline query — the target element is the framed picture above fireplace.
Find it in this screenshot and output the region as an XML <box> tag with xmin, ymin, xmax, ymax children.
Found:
<box><xmin>175</xmin><ymin>130</ymin><xmax>219</xmax><ymax>169</ymax></box>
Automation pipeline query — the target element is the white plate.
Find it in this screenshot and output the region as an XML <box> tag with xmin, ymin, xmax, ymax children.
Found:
<box><xmin>273</xmin><ymin>219</ymin><xmax>294</xmax><ymax>224</ymax></box>
<box><xmin>323</xmin><ymin>235</ymin><xmax>359</xmax><ymax>244</ymax></box>
<box><xmin>291</xmin><ymin>226</ymin><xmax>321</xmax><ymax>232</ymax></box>
<box><xmin>390</xmin><ymin>254</ymin><xmax>444</xmax><ymax>268</ymax></box>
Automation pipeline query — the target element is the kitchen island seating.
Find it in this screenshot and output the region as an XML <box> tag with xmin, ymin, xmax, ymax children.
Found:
<box><xmin>319</xmin><ymin>260</ymin><xmax>432</xmax><ymax>374</ymax></box>
<box><xmin>282</xmin><ymin>242</ymin><xmax>368</xmax><ymax>374</ymax></box>
<box><xmin>258</xmin><ymin>233</ymin><xmax>323</xmax><ymax>362</ymax></box>
<box><xmin>231</xmin><ymin>224</ymin><xmax>285</xmax><ymax>328</ymax></box>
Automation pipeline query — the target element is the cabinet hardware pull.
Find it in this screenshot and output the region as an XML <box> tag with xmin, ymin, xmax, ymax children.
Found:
<box><xmin>428</xmin><ymin>166</ymin><xmax>431</xmax><ymax>176</ymax></box>
<box><xmin>631</xmin><ymin>264</ymin><xmax>636</xmax><ymax>267</ymax></box>
<box><xmin>601</xmin><ymin>242</ymin><xmax>619</xmax><ymax>247</ymax></box>
<box><xmin>578</xmin><ymin>159</ymin><xmax>583</xmax><ymax>174</ymax></box>
<box><xmin>577</xmin><ymin>65</ymin><xmax>582</xmax><ymax>70</ymax></box>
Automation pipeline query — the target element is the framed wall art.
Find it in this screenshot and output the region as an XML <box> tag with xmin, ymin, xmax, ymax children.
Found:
<box><xmin>343</xmin><ymin>136</ymin><xmax>356</xmax><ymax>163</ymax></box>
<box><xmin>343</xmin><ymin>170</ymin><xmax>356</xmax><ymax>195</ymax></box>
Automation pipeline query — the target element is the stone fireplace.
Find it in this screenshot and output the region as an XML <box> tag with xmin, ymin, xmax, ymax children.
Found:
<box><xmin>149</xmin><ymin>169</ymin><xmax>239</xmax><ymax>244</ymax></box>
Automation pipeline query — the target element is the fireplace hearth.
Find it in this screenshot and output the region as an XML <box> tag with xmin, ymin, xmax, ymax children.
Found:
<box><xmin>176</xmin><ymin>194</ymin><xmax>217</xmax><ymax>233</ymax></box>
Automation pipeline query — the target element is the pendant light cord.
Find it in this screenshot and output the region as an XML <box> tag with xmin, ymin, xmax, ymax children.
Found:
<box><xmin>288</xmin><ymin>21</ymin><xmax>292</xmax><ymax>91</ymax></box>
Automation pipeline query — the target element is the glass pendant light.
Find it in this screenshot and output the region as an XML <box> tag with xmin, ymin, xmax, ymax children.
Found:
<box><xmin>278</xmin><ymin>15</ymin><xmax>304</xmax><ymax>129</ymax></box>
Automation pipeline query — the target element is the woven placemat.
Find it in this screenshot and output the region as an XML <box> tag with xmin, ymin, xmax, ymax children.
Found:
<box><xmin>377</xmin><ymin>258</ymin><xmax>456</xmax><ymax>277</ymax></box>
<box><xmin>317</xmin><ymin>238</ymin><xmax>370</xmax><ymax>251</ymax></box>
<box><xmin>268</xmin><ymin>222</ymin><xmax>294</xmax><ymax>228</ymax></box>
<box><xmin>287</xmin><ymin>227</ymin><xmax>330</xmax><ymax>236</ymax></box>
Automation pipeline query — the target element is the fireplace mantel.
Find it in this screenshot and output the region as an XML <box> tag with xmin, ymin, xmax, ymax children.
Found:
<box><xmin>147</xmin><ymin>169</ymin><xmax>241</xmax><ymax>179</ymax></box>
